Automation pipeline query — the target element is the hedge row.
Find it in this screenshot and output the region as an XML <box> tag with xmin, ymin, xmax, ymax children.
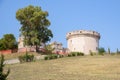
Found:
<box><xmin>44</xmin><ymin>54</ymin><xmax>58</xmax><ymax>60</ymax></box>
<box><xmin>44</xmin><ymin>52</ymin><xmax>84</xmax><ymax>60</ymax></box>
<box><xmin>68</xmin><ymin>52</ymin><xmax>84</xmax><ymax>57</ymax></box>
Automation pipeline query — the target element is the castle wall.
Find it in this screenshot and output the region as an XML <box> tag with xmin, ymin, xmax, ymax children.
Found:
<box><xmin>66</xmin><ymin>30</ymin><xmax>100</xmax><ymax>55</ymax></box>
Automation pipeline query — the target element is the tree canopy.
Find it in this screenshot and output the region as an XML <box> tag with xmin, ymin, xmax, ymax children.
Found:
<box><xmin>0</xmin><ymin>34</ymin><xmax>17</xmax><ymax>50</ymax></box>
<box><xmin>16</xmin><ymin>5</ymin><xmax>53</xmax><ymax>51</ymax></box>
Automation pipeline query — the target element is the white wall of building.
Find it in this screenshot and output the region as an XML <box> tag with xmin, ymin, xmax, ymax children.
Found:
<box><xmin>66</xmin><ymin>30</ymin><xmax>100</xmax><ymax>55</ymax></box>
<box><xmin>18</xmin><ymin>36</ymin><xmax>24</xmax><ymax>49</ymax></box>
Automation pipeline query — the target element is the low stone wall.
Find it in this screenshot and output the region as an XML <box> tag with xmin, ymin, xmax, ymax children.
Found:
<box><xmin>18</xmin><ymin>48</ymin><xmax>27</xmax><ymax>53</ymax></box>
<box><xmin>0</xmin><ymin>50</ymin><xmax>12</xmax><ymax>54</ymax></box>
<box><xmin>18</xmin><ymin>47</ymin><xmax>36</xmax><ymax>53</ymax></box>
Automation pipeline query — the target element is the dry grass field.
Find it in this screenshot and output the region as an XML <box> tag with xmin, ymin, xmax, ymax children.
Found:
<box><xmin>6</xmin><ymin>55</ymin><xmax>120</xmax><ymax>80</ymax></box>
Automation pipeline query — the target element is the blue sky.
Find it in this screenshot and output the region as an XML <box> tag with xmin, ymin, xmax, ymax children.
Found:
<box><xmin>0</xmin><ymin>0</ymin><xmax>120</xmax><ymax>52</ymax></box>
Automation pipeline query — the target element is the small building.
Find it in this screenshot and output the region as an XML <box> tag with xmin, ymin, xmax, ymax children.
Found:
<box><xmin>18</xmin><ymin>35</ymin><xmax>24</xmax><ymax>49</ymax></box>
<box><xmin>50</xmin><ymin>41</ymin><xmax>68</xmax><ymax>54</ymax></box>
<box><xmin>66</xmin><ymin>30</ymin><xmax>100</xmax><ymax>55</ymax></box>
<box><xmin>50</xmin><ymin>41</ymin><xmax>63</xmax><ymax>53</ymax></box>
<box><xmin>18</xmin><ymin>35</ymin><xmax>36</xmax><ymax>53</ymax></box>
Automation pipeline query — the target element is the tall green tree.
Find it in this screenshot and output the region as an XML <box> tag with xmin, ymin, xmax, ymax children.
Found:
<box><xmin>0</xmin><ymin>39</ymin><xmax>6</xmax><ymax>50</ymax></box>
<box><xmin>16</xmin><ymin>5</ymin><xmax>53</xmax><ymax>52</ymax></box>
<box><xmin>3</xmin><ymin>34</ymin><xmax>17</xmax><ymax>49</ymax></box>
<box><xmin>0</xmin><ymin>34</ymin><xmax>17</xmax><ymax>50</ymax></box>
<box><xmin>108</xmin><ymin>48</ymin><xmax>111</xmax><ymax>54</ymax></box>
<box><xmin>98</xmin><ymin>47</ymin><xmax>106</xmax><ymax>53</ymax></box>
<box><xmin>117</xmin><ymin>48</ymin><xmax>119</xmax><ymax>54</ymax></box>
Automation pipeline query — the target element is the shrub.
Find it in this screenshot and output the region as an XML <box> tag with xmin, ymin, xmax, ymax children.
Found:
<box><xmin>70</xmin><ymin>52</ymin><xmax>77</xmax><ymax>56</ymax></box>
<box><xmin>89</xmin><ymin>50</ymin><xmax>97</xmax><ymax>56</ymax></box>
<box><xmin>90</xmin><ymin>52</ymin><xmax>93</xmax><ymax>56</ymax></box>
<box><xmin>53</xmin><ymin>54</ymin><xmax>58</xmax><ymax>59</ymax></box>
<box><xmin>68</xmin><ymin>54</ymin><xmax>72</xmax><ymax>57</ymax></box>
<box><xmin>0</xmin><ymin>54</ymin><xmax>10</xmax><ymax>80</ymax></box>
<box><xmin>18</xmin><ymin>52</ymin><xmax>34</xmax><ymax>63</ymax></box>
<box><xmin>76</xmin><ymin>52</ymin><xmax>84</xmax><ymax>56</ymax></box>
<box><xmin>90</xmin><ymin>52</ymin><xmax>94</xmax><ymax>56</ymax></box>
<box><xmin>98</xmin><ymin>47</ymin><xmax>106</xmax><ymax>54</ymax></box>
<box><xmin>44</xmin><ymin>56</ymin><xmax>49</xmax><ymax>60</ymax></box>
<box><xmin>68</xmin><ymin>52</ymin><xmax>84</xmax><ymax>57</ymax></box>
<box><xmin>79</xmin><ymin>52</ymin><xmax>84</xmax><ymax>56</ymax></box>
<box><xmin>18</xmin><ymin>56</ymin><xmax>25</xmax><ymax>63</ymax></box>
<box><xmin>77</xmin><ymin>52</ymin><xmax>81</xmax><ymax>56</ymax></box>
<box><xmin>48</xmin><ymin>55</ymin><xmax>53</xmax><ymax>60</ymax></box>
<box><xmin>72</xmin><ymin>53</ymin><xmax>76</xmax><ymax>56</ymax></box>
<box><xmin>46</xmin><ymin>54</ymin><xmax>58</xmax><ymax>60</ymax></box>
<box><xmin>59</xmin><ymin>55</ymin><xmax>64</xmax><ymax>58</ymax></box>
<box><xmin>89</xmin><ymin>50</ymin><xmax>93</xmax><ymax>56</ymax></box>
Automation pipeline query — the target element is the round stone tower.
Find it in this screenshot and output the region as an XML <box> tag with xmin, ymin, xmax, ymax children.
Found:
<box><xmin>66</xmin><ymin>30</ymin><xmax>100</xmax><ymax>55</ymax></box>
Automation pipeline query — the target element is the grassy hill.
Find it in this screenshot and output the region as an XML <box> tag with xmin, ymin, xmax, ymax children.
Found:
<box><xmin>6</xmin><ymin>55</ymin><xmax>120</xmax><ymax>80</ymax></box>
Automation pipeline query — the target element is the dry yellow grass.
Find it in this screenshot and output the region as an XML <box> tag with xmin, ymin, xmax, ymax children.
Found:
<box><xmin>6</xmin><ymin>55</ymin><xmax>120</xmax><ymax>80</ymax></box>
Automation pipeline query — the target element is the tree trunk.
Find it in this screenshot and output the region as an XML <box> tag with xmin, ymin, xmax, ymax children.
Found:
<box><xmin>36</xmin><ymin>45</ymin><xmax>38</xmax><ymax>52</ymax></box>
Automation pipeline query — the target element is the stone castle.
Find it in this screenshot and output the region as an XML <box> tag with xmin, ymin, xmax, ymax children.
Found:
<box><xmin>18</xmin><ymin>30</ymin><xmax>100</xmax><ymax>55</ymax></box>
<box><xmin>66</xmin><ymin>30</ymin><xmax>100</xmax><ymax>55</ymax></box>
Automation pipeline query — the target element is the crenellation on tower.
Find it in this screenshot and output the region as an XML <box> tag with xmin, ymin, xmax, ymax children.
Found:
<box><xmin>66</xmin><ymin>30</ymin><xmax>100</xmax><ymax>40</ymax></box>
